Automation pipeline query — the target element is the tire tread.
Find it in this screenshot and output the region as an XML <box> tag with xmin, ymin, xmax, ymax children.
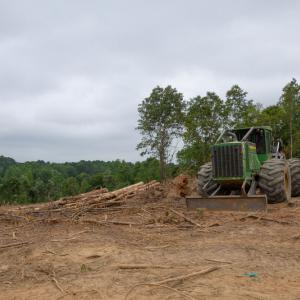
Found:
<box><xmin>259</xmin><ymin>159</ymin><xmax>291</xmax><ymax>203</ymax></box>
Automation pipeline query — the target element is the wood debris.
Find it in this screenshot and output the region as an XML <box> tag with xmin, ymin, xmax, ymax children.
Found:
<box><xmin>46</xmin><ymin>180</ymin><xmax>161</xmax><ymax>217</ymax></box>
<box><xmin>151</xmin><ymin>266</ymin><xmax>220</xmax><ymax>285</ymax></box>
<box><xmin>0</xmin><ymin>241</ymin><xmax>33</xmax><ymax>249</ymax></box>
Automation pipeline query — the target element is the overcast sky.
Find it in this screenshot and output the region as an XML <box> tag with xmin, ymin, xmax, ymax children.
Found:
<box><xmin>0</xmin><ymin>1</ymin><xmax>299</xmax><ymax>162</ymax></box>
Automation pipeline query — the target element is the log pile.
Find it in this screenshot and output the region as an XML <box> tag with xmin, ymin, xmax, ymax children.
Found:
<box><xmin>49</xmin><ymin>180</ymin><xmax>161</xmax><ymax>211</ymax></box>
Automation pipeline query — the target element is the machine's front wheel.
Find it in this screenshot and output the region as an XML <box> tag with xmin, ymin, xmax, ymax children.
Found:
<box><xmin>259</xmin><ymin>159</ymin><xmax>291</xmax><ymax>203</ymax></box>
<box><xmin>197</xmin><ymin>162</ymin><xmax>219</xmax><ymax>196</ymax></box>
<box><xmin>288</xmin><ymin>158</ymin><xmax>300</xmax><ymax>197</ymax></box>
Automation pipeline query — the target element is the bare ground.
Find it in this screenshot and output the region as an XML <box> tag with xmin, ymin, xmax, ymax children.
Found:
<box><xmin>0</xmin><ymin>192</ymin><xmax>300</xmax><ymax>300</ymax></box>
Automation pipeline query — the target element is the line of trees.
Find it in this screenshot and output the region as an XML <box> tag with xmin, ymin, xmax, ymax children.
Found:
<box><xmin>136</xmin><ymin>79</ymin><xmax>300</xmax><ymax>178</ymax></box>
<box><xmin>0</xmin><ymin>156</ymin><xmax>179</xmax><ymax>204</ymax></box>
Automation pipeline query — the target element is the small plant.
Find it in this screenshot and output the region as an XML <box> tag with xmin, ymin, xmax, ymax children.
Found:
<box><xmin>196</xmin><ymin>208</ymin><xmax>205</xmax><ymax>218</ymax></box>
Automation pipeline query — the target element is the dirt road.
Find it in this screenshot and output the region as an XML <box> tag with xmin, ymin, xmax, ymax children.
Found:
<box><xmin>0</xmin><ymin>195</ymin><xmax>299</xmax><ymax>299</ymax></box>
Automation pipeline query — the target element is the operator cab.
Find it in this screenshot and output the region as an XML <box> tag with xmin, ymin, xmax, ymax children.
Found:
<box><xmin>218</xmin><ymin>127</ymin><xmax>273</xmax><ymax>156</ymax></box>
<box><xmin>217</xmin><ymin>126</ymin><xmax>284</xmax><ymax>159</ymax></box>
<box><xmin>232</xmin><ymin>128</ymin><xmax>269</xmax><ymax>154</ymax></box>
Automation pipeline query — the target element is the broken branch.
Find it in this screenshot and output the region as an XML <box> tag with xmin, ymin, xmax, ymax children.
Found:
<box><xmin>125</xmin><ymin>283</ymin><xmax>196</xmax><ymax>300</ymax></box>
<box><xmin>0</xmin><ymin>241</ymin><xmax>32</xmax><ymax>249</ymax></box>
<box><xmin>117</xmin><ymin>264</ymin><xmax>172</xmax><ymax>270</ymax></box>
<box><xmin>152</xmin><ymin>266</ymin><xmax>220</xmax><ymax>285</ymax></box>
<box><xmin>168</xmin><ymin>208</ymin><xmax>204</xmax><ymax>229</ymax></box>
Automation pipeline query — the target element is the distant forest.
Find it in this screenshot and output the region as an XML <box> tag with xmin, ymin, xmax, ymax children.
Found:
<box><xmin>0</xmin><ymin>156</ymin><xmax>177</xmax><ymax>204</ymax></box>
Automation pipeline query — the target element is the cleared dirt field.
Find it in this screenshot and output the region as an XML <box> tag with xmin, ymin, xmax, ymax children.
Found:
<box><xmin>0</xmin><ymin>188</ymin><xmax>300</xmax><ymax>300</ymax></box>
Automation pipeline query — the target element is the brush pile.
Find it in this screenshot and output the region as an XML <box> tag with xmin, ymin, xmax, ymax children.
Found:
<box><xmin>0</xmin><ymin>181</ymin><xmax>163</xmax><ymax>222</ymax></box>
<box><xmin>49</xmin><ymin>180</ymin><xmax>161</xmax><ymax>211</ymax></box>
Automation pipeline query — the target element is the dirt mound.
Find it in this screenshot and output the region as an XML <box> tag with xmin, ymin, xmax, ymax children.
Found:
<box><xmin>166</xmin><ymin>174</ymin><xmax>197</xmax><ymax>199</ymax></box>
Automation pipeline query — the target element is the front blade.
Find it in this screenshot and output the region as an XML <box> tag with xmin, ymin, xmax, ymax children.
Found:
<box><xmin>186</xmin><ymin>195</ymin><xmax>267</xmax><ymax>212</ymax></box>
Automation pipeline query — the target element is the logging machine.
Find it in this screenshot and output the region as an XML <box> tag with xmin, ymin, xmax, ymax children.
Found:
<box><xmin>186</xmin><ymin>126</ymin><xmax>300</xmax><ymax>211</ymax></box>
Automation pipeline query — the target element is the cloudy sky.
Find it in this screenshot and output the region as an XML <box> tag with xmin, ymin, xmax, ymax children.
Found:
<box><xmin>0</xmin><ymin>1</ymin><xmax>299</xmax><ymax>162</ymax></box>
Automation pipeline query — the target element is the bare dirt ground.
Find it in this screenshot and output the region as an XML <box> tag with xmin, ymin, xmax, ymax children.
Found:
<box><xmin>0</xmin><ymin>182</ymin><xmax>300</xmax><ymax>300</ymax></box>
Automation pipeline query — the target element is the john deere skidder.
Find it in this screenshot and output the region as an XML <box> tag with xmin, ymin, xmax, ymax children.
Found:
<box><xmin>186</xmin><ymin>126</ymin><xmax>300</xmax><ymax>211</ymax></box>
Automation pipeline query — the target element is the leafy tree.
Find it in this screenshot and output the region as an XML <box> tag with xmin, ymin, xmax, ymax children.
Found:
<box><xmin>256</xmin><ymin>105</ymin><xmax>287</xmax><ymax>143</ymax></box>
<box><xmin>177</xmin><ymin>142</ymin><xmax>209</xmax><ymax>173</ymax></box>
<box><xmin>63</xmin><ymin>177</ymin><xmax>80</xmax><ymax>196</ymax></box>
<box><xmin>89</xmin><ymin>173</ymin><xmax>104</xmax><ymax>189</ymax></box>
<box><xmin>178</xmin><ymin>92</ymin><xmax>225</xmax><ymax>171</ymax></box>
<box><xmin>184</xmin><ymin>92</ymin><xmax>225</xmax><ymax>144</ymax></box>
<box><xmin>32</xmin><ymin>179</ymin><xmax>47</xmax><ymax>202</ymax></box>
<box><xmin>80</xmin><ymin>178</ymin><xmax>91</xmax><ymax>193</ymax></box>
<box><xmin>0</xmin><ymin>156</ymin><xmax>16</xmax><ymax>176</ymax></box>
<box><xmin>2</xmin><ymin>177</ymin><xmax>21</xmax><ymax>197</ymax></box>
<box><xmin>103</xmin><ymin>174</ymin><xmax>117</xmax><ymax>190</ymax></box>
<box><xmin>225</xmin><ymin>85</ymin><xmax>261</xmax><ymax>128</ymax></box>
<box><xmin>279</xmin><ymin>78</ymin><xmax>300</xmax><ymax>157</ymax></box>
<box><xmin>136</xmin><ymin>85</ymin><xmax>185</xmax><ymax>180</ymax></box>
<box><xmin>133</xmin><ymin>158</ymin><xmax>160</xmax><ymax>182</ymax></box>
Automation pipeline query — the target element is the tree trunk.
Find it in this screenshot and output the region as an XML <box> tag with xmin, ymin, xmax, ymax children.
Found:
<box><xmin>158</xmin><ymin>130</ymin><xmax>167</xmax><ymax>182</ymax></box>
<box><xmin>290</xmin><ymin>117</ymin><xmax>293</xmax><ymax>158</ymax></box>
<box><xmin>159</xmin><ymin>151</ymin><xmax>166</xmax><ymax>182</ymax></box>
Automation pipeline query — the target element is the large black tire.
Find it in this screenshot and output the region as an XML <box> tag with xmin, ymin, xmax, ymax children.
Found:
<box><xmin>259</xmin><ymin>159</ymin><xmax>291</xmax><ymax>204</ymax></box>
<box><xmin>288</xmin><ymin>158</ymin><xmax>300</xmax><ymax>197</ymax></box>
<box><xmin>197</xmin><ymin>162</ymin><xmax>219</xmax><ymax>196</ymax></box>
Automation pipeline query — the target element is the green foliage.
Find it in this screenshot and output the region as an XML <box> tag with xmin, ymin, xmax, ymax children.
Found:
<box><xmin>225</xmin><ymin>85</ymin><xmax>261</xmax><ymax>128</ymax></box>
<box><xmin>175</xmin><ymin>80</ymin><xmax>300</xmax><ymax>172</ymax></box>
<box><xmin>256</xmin><ymin>79</ymin><xmax>300</xmax><ymax>158</ymax></box>
<box><xmin>177</xmin><ymin>142</ymin><xmax>210</xmax><ymax>173</ymax></box>
<box><xmin>179</xmin><ymin>92</ymin><xmax>225</xmax><ymax>170</ymax></box>
<box><xmin>178</xmin><ymin>85</ymin><xmax>262</xmax><ymax>173</ymax></box>
<box><xmin>0</xmin><ymin>158</ymin><xmax>162</xmax><ymax>204</ymax></box>
<box><xmin>63</xmin><ymin>177</ymin><xmax>80</xmax><ymax>196</ymax></box>
<box><xmin>0</xmin><ymin>156</ymin><xmax>16</xmax><ymax>176</ymax></box>
<box><xmin>136</xmin><ymin>85</ymin><xmax>185</xmax><ymax>180</ymax></box>
<box><xmin>184</xmin><ymin>92</ymin><xmax>225</xmax><ymax>144</ymax></box>
<box><xmin>89</xmin><ymin>173</ymin><xmax>104</xmax><ymax>189</ymax></box>
<box><xmin>256</xmin><ymin>105</ymin><xmax>286</xmax><ymax>139</ymax></box>
<box><xmin>279</xmin><ymin>78</ymin><xmax>300</xmax><ymax>157</ymax></box>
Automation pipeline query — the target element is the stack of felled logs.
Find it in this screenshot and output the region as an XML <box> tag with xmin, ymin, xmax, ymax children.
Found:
<box><xmin>49</xmin><ymin>180</ymin><xmax>161</xmax><ymax>211</ymax></box>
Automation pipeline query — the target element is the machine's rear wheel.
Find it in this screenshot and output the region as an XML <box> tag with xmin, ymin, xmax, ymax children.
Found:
<box><xmin>288</xmin><ymin>158</ymin><xmax>300</xmax><ymax>197</ymax></box>
<box><xmin>259</xmin><ymin>159</ymin><xmax>291</xmax><ymax>203</ymax></box>
<box><xmin>197</xmin><ymin>162</ymin><xmax>219</xmax><ymax>196</ymax></box>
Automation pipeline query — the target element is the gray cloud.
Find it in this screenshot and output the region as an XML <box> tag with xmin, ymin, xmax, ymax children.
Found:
<box><xmin>0</xmin><ymin>0</ymin><xmax>299</xmax><ymax>162</ymax></box>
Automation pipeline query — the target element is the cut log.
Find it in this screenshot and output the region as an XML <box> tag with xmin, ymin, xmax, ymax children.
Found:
<box><xmin>47</xmin><ymin>181</ymin><xmax>161</xmax><ymax>216</ymax></box>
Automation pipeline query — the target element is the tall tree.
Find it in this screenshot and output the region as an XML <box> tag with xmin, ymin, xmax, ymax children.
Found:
<box><xmin>279</xmin><ymin>78</ymin><xmax>300</xmax><ymax>157</ymax></box>
<box><xmin>225</xmin><ymin>85</ymin><xmax>261</xmax><ymax>128</ymax></box>
<box><xmin>136</xmin><ymin>85</ymin><xmax>185</xmax><ymax>180</ymax></box>
<box><xmin>256</xmin><ymin>105</ymin><xmax>286</xmax><ymax>140</ymax></box>
<box><xmin>178</xmin><ymin>92</ymin><xmax>225</xmax><ymax>171</ymax></box>
<box><xmin>184</xmin><ymin>92</ymin><xmax>225</xmax><ymax>144</ymax></box>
